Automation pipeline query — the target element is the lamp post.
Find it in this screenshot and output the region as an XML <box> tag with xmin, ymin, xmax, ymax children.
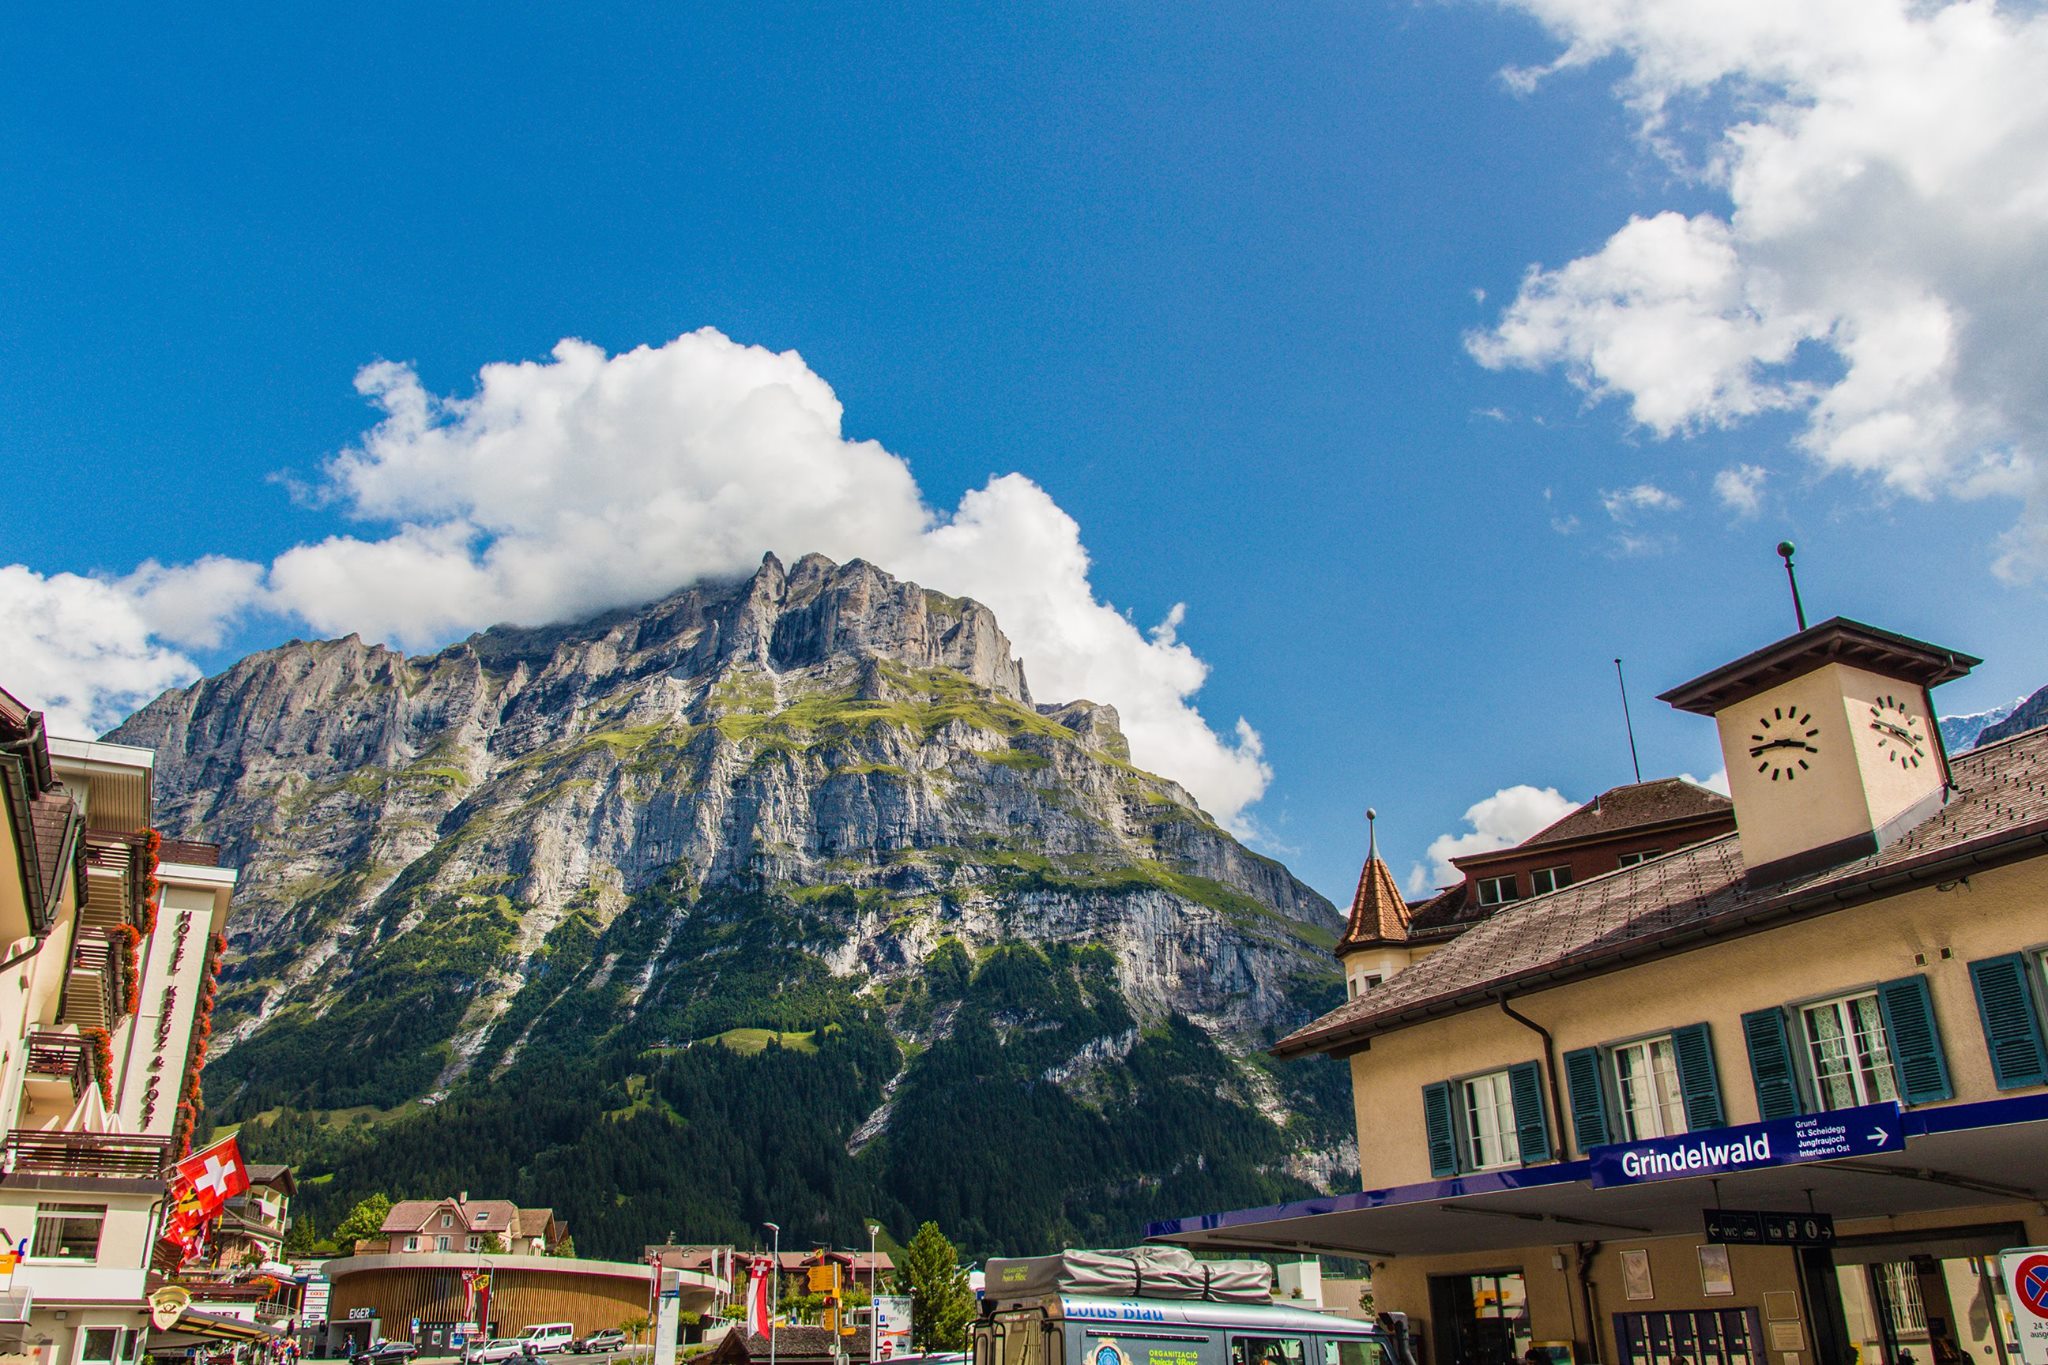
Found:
<box><xmin>763</xmin><ymin>1223</ymin><xmax>780</xmax><ymax>1365</ymax></box>
<box><xmin>865</xmin><ymin>1225</ymin><xmax>882</xmax><ymax>1365</ymax></box>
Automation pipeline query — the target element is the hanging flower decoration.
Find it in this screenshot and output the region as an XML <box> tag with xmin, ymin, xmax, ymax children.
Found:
<box><xmin>112</xmin><ymin>924</ymin><xmax>142</xmax><ymax>1014</ymax></box>
<box><xmin>82</xmin><ymin>1026</ymin><xmax>114</xmax><ymax>1106</ymax></box>
<box><xmin>139</xmin><ymin>829</ymin><xmax>163</xmax><ymax>935</ymax></box>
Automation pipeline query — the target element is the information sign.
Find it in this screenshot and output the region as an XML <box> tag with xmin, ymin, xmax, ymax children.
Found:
<box><xmin>1590</xmin><ymin>1100</ymin><xmax>1903</xmax><ymax>1188</ymax></box>
<box><xmin>1703</xmin><ymin>1210</ymin><xmax>1834</xmax><ymax>1247</ymax></box>
<box><xmin>2000</xmin><ymin>1248</ymin><xmax>2048</xmax><ymax>1365</ymax></box>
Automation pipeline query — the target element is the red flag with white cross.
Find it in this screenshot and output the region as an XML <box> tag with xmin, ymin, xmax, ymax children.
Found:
<box><xmin>174</xmin><ymin>1134</ymin><xmax>250</xmax><ymax>1217</ymax></box>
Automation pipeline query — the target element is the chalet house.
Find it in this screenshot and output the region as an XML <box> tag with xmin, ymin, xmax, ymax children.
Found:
<box><xmin>361</xmin><ymin>1197</ymin><xmax>565</xmax><ymax>1256</ymax></box>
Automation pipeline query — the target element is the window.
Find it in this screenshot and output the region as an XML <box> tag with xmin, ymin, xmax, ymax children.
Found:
<box><xmin>1463</xmin><ymin>1070</ymin><xmax>1522</xmax><ymax>1170</ymax></box>
<box><xmin>436</xmin><ymin>1235</ymin><xmax>452</xmax><ymax>1252</ymax></box>
<box><xmin>1801</xmin><ymin>992</ymin><xmax>1900</xmax><ymax>1109</ymax></box>
<box><xmin>32</xmin><ymin>1204</ymin><xmax>104</xmax><ymax>1261</ymax></box>
<box><xmin>1530</xmin><ymin>865</ymin><xmax>1573</xmax><ymax>895</ymax></box>
<box><xmin>467</xmin><ymin>1236</ymin><xmax>482</xmax><ymax>1252</ymax></box>
<box><xmin>1476</xmin><ymin>875</ymin><xmax>1520</xmax><ymax>907</ymax></box>
<box><xmin>404</xmin><ymin>1236</ymin><xmax>421</xmax><ymax>1252</ymax></box>
<box><xmin>441</xmin><ymin>1213</ymin><xmax>453</xmax><ymax>1228</ymax></box>
<box><xmin>1230</xmin><ymin>1338</ymin><xmax>1307</xmax><ymax>1365</ymax></box>
<box><xmin>475</xmin><ymin>1211</ymin><xmax>490</xmax><ymax>1223</ymax></box>
<box><xmin>1617</xmin><ymin>850</ymin><xmax>1658</xmax><ymax>868</ymax></box>
<box><xmin>1611</xmin><ymin>1036</ymin><xmax>1688</xmax><ymax>1139</ymax></box>
<box><xmin>76</xmin><ymin>1329</ymin><xmax>133</xmax><ymax>1365</ymax></box>
<box><xmin>1324</xmin><ymin>1343</ymin><xmax>1386</xmax><ymax>1365</ymax></box>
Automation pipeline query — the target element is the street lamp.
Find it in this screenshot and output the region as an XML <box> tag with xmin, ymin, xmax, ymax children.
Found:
<box><xmin>763</xmin><ymin>1223</ymin><xmax>780</xmax><ymax>1365</ymax></box>
<box><xmin>865</xmin><ymin>1225</ymin><xmax>882</xmax><ymax>1365</ymax></box>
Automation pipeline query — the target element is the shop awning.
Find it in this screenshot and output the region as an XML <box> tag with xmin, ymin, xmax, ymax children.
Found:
<box><xmin>1149</xmin><ymin>1093</ymin><xmax>2048</xmax><ymax>1259</ymax></box>
<box><xmin>147</xmin><ymin>1309</ymin><xmax>288</xmax><ymax>1350</ymax></box>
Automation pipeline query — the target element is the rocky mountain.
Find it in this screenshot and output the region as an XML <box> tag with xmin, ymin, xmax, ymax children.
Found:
<box><xmin>1976</xmin><ymin>683</ymin><xmax>2048</xmax><ymax>748</ymax></box>
<box><xmin>1939</xmin><ymin>700</ymin><xmax>2020</xmax><ymax>751</ymax></box>
<box><xmin>112</xmin><ymin>553</ymin><xmax>1353</xmax><ymax>1257</ymax></box>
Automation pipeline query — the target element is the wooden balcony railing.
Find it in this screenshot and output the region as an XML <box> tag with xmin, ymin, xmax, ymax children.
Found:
<box><xmin>58</xmin><ymin>931</ymin><xmax>122</xmax><ymax>1032</ymax></box>
<box><xmin>23</xmin><ymin>1031</ymin><xmax>90</xmax><ymax>1100</ymax></box>
<box><xmin>3</xmin><ymin>1129</ymin><xmax>172</xmax><ymax>1180</ymax></box>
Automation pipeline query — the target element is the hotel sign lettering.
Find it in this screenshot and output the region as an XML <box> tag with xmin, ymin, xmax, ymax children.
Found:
<box><xmin>1588</xmin><ymin>1100</ymin><xmax>1904</xmax><ymax>1189</ymax></box>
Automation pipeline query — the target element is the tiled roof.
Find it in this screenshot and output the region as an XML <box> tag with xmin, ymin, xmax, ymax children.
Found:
<box><xmin>1335</xmin><ymin>855</ymin><xmax>1411</xmax><ymax>952</ymax></box>
<box><xmin>1276</xmin><ymin>724</ymin><xmax>2048</xmax><ymax>1057</ymax></box>
<box><xmin>381</xmin><ymin>1197</ymin><xmax>521</xmax><ymax>1235</ymax></box>
<box><xmin>711</xmin><ymin>1328</ymin><xmax>872</xmax><ymax>1363</ymax></box>
<box><xmin>1507</xmin><ymin>777</ymin><xmax>1731</xmax><ymax>853</ymax></box>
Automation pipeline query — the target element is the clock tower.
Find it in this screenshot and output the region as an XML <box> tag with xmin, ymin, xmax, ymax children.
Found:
<box><xmin>1658</xmin><ymin>618</ymin><xmax>1979</xmax><ymax>882</ymax></box>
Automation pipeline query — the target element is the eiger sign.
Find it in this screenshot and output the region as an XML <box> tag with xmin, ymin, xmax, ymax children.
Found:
<box><xmin>1589</xmin><ymin>1100</ymin><xmax>1904</xmax><ymax>1189</ymax></box>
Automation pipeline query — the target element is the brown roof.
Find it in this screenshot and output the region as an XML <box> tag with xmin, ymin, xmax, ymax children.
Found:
<box><xmin>1276</xmin><ymin>724</ymin><xmax>2048</xmax><ymax>1058</ymax></box>
<box><xmin>245</xmin><ymin>1164</ymin><xmax>297</xmax><ymax>1195</ymax></box>
<box><xmin>1504</xmin><ymin>777</ymin><xmax>1731</xmax><ymax>854</ymax></box>
<box><xmin>1335</xmin><ymin>854</ymin><xmax>1411</xmax><ymax>953</ymax></box>
<box><xmin>1659</xmin><ymin>616</ymin><xmax>1976</xmax><ymax>716</ymax></box>
<box><xmin>709</xmin><ymin>1328</ymin><xmax>872</xmax><ymax>1365</ymax></box>
<box><xmin>381</xmin><ymin>1197</ymin><xmax>523</xmax><ymax>1235</ymax></box>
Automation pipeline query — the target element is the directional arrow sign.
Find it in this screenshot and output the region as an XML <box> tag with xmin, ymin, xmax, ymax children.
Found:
<box><xmin>1591</xmin><ymin>1100</ymin><xmax>1904</xmax><ymax>1188</ymax></box>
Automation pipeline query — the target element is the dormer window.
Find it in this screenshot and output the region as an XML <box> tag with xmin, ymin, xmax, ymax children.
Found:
<box><xmin>1476</xmin><ymin>875</ymin><xmax>1519</xmax><ymax>906</ymax></box>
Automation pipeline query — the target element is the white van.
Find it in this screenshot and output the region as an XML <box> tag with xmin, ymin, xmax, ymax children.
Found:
<box><xmin>516</xmin><ymin>1324</ymin><xmax>576</xmax><ymax>1356</ymax></box>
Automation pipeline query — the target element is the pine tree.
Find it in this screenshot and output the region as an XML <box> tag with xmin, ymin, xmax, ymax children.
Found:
<box><xmin>895</xmin><ymin>1222</ymin><xmax>973</xmax><ymax>1351</ymax></box>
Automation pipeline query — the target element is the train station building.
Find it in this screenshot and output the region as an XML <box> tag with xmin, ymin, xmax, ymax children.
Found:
<box><xmin>1154</xmin><ymin>618</ymin><xmax>2048</xmax><ymax>1365</ymax></box>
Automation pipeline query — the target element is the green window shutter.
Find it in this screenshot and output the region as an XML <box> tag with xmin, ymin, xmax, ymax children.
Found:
<box><xmin>1562</xmin><ymin>1047</ymin><xmax>1611</xmax><ymax>1152</ymax></box>
<box><xmin>1507</xmin><ymin>1061</ymin><xmax>1552</xmax><ymax>1163</ymax></box>
<box><xmin>1742</xmin><ymin>1007</ymin><xmax>1804</xmax><ymax>1120</ymax></box>
<box><xmin>1672</xmin><ymin>1023</ymin><xmax>1727</xmax><ymax>1131</ymax></box>
<box><xmin>1969</xmin><ymin>954</ymin><xmax>2048</xmax><ymax>1090</ymax></box>
<box><xmin>1423</xmin><ymin>1082</ymin><xmax>1459</xmax><ymax>1177</ymax></box>
<box><xmin>1879</xmin><ymin>974</ymin><xmax>1954</xmax><ymax>1104</ymax></box>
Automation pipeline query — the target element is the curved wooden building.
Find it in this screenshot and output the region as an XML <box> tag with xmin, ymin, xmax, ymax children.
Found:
<box><xmin>322</xmin><ymin>1253</ymin><xmax>722</xmax><ymax>1350</ymax></box>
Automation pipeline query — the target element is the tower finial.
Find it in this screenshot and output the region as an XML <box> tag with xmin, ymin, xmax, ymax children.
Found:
<box><xmin>1777</xmin><ymin>541</ymin><xmax>1808</xmax><ymax>632</ymax></box>
<box><xmin>1366</xmin><ymin>808</ymin><xmax>1378</xmax><ymax>863</ymax></box>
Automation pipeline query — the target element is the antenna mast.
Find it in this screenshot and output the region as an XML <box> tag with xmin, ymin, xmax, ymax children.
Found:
<box><xmin>1777</xmin><ymin>541</ymin><xmax>1808</xmax><ymax>631</ymax></box>
<box><xmin>1614</xmin><ymin>658</ymin><xmax>1643</xmax><ymax>784</ymax></box>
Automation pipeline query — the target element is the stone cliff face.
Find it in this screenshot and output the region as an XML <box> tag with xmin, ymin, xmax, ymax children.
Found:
<box><xmin>113</xmin><ymin>553</ymin><xmax>1353</xmax><ymax>1207</ymax></box>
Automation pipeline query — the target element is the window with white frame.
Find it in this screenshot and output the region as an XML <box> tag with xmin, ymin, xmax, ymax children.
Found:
<box><xmin>75</xmin><ymin>1327</ymin><xmax>133</xmax><ymax>1365</ymax></box>
<box><xmin>1462</xmin><ymin>1069</ymin><xmax>1522</xmax><ymax>1170</ymax></box>
<box><xmin>1617</xmin><ymin>850</ymin><xmax>1657</xmax><ymax>868</ymax></box>
<box><xmin>1611</xmin><ymin>1035</ymin><xmax>1687</xmax><ymax>1139</ymax></box>
<box><xmin>440</xmin><ymin>1212</ymin><xmax>453</xmax><ymax>1228</ymax></box>
<box><xmin>404</xmin><ymin>1236</ymin><xmax>420</xmax><ymax>1251</ymax></box>
<box><xmin>436</xmin><ymin>1235</ymin><xmax>451</xmax><ymax>1252</ymax></box>
<box><xmin>1476</xmin><ymin>875</ymin><xmax>1520</xmax><ymax>907</ymax></box>
<box><xmin>31</xmin><ymin>1204</ymin><xmax>105</xmax><ymax>1260</ymax></box>
<box><xmin>467</xmin><ymin>1235</ymin><xmax>482</xmax><ymax>1252</ymax></box>
<box><xmin>1801</xmin><ymin>991</ymin><xmax>1899</xmax><ymax>1109</ymax></box>
<box><xmin>1530</xmin><ymin>865</ymin><xmax>1573</xmax><ymax>895</ymax></box>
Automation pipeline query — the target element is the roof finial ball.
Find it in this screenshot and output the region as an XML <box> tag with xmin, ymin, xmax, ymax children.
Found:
<box><xmin>1776</xmin><ymin>540</ymin><xmax>1808</xmax><ymax>632</ymax></box>
<box><xmin>1366</xmin><ymin>808</ymin><xmax>1378</xmax><ymax>861</ymax></box>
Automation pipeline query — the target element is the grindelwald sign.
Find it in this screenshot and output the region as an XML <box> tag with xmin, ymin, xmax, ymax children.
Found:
<box><xmin>1589</xmin><ymin>1100</ymin><xmax>1904</xmax><ymax>1189</ymax></box>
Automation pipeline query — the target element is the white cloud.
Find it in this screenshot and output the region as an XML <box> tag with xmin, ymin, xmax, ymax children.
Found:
<box><xmin>1469</xmin><ymin>0</ymin><xmax>2048</xmax><ymax>577</ymax></box>
<box><xmin>1601</xmin><ymin>482</ymin><xmax>1683</xmax><ymax>520</ymax></box>
<box><xmin>1412</xmin><ymin>783</ymin><xmax>1581</xmax><ymax>891</ymax></box>
<box><xmin>1713</xmin><ymin>464</ymin><xmax>1769</xmax><ymax>517</ymax></box>
<box><xmin>1681</xmin><ymin>768</ymin><xmax>1732</xmax><ymax>796</ymax></box>
<box><xmin>1</xmin><ymin>330</ymin><xmax>1272</xmax><ymax>829</ymax></box>
<box><xmin>0</xmin><ymin>567</ymin><xmax>206</xmax><ymax>738</ymax></box>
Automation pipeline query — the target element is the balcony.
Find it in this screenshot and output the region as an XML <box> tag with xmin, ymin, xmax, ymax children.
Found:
<box><xmin>3</xmin><ymin>1129</ymin><xmax>172</xmax><ymax>1180</ymax></box>
<box><xmin>58</xmin><ymin>931</ymin><xmax>123</xmax><ymax>1032</ymax></box>
<box><xmin>80</xmin><ymin>831</ymin><xmax>155</xmax><ymax>932</ymax></box>
<box><xmin>23</xmin><ymin>1031</ymin><xmax>91</xmax><ymax>1103</ymax></box>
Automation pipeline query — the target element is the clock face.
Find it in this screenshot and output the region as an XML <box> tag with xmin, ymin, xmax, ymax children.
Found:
<box><xmin>1749</xmin><ymin>705</ymin><xmax>1821</xmax><ymax>781</ymax></box>
<box><xmin>1869</xmin><ymin>693</ymin><xmax>1929</xmax><ymax>769</ymax></box>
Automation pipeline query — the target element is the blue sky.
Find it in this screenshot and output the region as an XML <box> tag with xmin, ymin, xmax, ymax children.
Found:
<box><xmin>5</xmin><ymin>3</ymin><xmax>2044</xmax><ymax>904</ymax></box>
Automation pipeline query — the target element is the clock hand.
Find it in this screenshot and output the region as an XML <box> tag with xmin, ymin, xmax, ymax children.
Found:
<box><xmin>1874</xmin><ymin>720</ymin><xmax>1922</xmax><ymax>747</ymax></box>
<box><xmin>1748</xmin><ymin>738</ymin><xmax>1817</xmax><ymax>757</ymax></box>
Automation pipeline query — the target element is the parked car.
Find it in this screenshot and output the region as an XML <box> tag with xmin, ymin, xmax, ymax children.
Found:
<box><xmin>518</xmin><ymin>1324</ymin><xmax>576</xmax><ymax>1356</ymax></box>
<box><xmin>573</xmin><ymin>1331</ymin><xmax>627</xmax><ymax>1354</ymax></box>
<box><xmin>464</xmin><ymin>1340</ymin><xmax>530</xmax><ymax>1364</ymax></box>
<box><xmin>353</xmin><ymin>1344</ymin><xmax>420</xmax><ymax>1365</ymax></box>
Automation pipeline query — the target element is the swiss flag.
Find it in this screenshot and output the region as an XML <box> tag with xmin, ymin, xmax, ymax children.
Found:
<box><xmin>174</xmin><ymin>1135</ymin><xmax>250</xmax><ymax>1218</ymax></box>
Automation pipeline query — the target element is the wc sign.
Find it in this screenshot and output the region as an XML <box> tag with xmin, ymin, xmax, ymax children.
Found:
<box><xmin>1999</xmin><ymin>1248</ymin><xmax>2048</xmax><ymax>1365</ymax></box>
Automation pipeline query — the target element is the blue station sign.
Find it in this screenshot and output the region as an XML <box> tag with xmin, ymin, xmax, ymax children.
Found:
<box><xmin>1589</xmin><ymin>1100</ymin><xmax>1904</xmax><ymax>1188</ymax></box>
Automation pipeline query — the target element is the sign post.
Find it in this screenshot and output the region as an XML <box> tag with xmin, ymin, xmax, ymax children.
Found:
<box><xmin>2000</xmin><ymin>1248</ymin><xmax>2048</xmax><ymax>1365</ymax></box>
